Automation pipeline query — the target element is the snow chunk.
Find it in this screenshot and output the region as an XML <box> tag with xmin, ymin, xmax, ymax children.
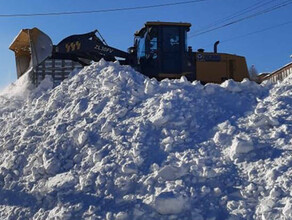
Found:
<box><xmin>229</xmin><ymin>136</ymin><xmax>254</xmax><ymax>160</ymax></box>
<box><xmin>144</xmin><ymin>79</ymin><xmax>157</xmax><ymax>95</ymax></box>
<box><xmin>156</xmin><ymin>165</ymin><xmax>185</xmax><ymax>181</ymax></box>
<box><xmin>153</xmin><ymin>192</ymin><xmax>187</xmax><ymax>215</ymax></box>
<box><xmin>115</xmin><ymin>212</ymin><xmax>129</xmax><ymax>220</ymax></box>
<box><xmin>149</xmin><ymin>108</ymin><xmax>170</xmax><ymax>126</ymax></box>
<box><xmin>252</xmin><ymin>115</ymin><xmax>280</xmax><ymax>128</ymax></box>
<box><xmin>47</xmin><ymin>205</ymin><xmax>72</xmax><ymax>220</ymax></box>
<box><xmin>221</xmin><ymin>79</ymin><xmax>242</xmax><ymax>92</ymax></box>
<box><xmin>282</xmin><ymin>199</ymin><xmax>292</xmax><ymax>219</ymax></box>
<box><xmin>43</xmin><ymin>152</ymin><xmax>61</xmax><ymax>175</ymax></box>
<box><xmin>46</xmin><ymin>172</ymin><xmax>76</xmax><ymax>192</ymax></box>
<box><xmin>121</xmin><ymin>161</ymin><xmax>137</xmax><ymax>174</ymax></box>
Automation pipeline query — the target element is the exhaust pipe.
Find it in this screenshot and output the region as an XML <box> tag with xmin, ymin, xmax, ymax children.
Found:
<box><xmin>214</xmin><ymin>41</ymin><xmax>220</xmax><ymax>53</ymax></box>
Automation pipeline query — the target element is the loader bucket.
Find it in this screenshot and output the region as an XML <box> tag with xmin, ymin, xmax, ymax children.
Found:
<box><xmin>9</xmin><ymin>28</ymin><xmax>53</xmax><ymax>78</ymax></box>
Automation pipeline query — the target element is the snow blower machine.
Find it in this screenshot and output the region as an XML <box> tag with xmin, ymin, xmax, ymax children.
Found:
<box><xmin>10</xmin><ymin>21</ymin><xmax>249</xmax><ymax>86</ymax></box>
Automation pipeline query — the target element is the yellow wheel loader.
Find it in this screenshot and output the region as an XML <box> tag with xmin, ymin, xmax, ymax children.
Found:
<box><xmin>9</xmin><ymin>21</ymin><xmax>249</xmax><ymax>86</ymax></box>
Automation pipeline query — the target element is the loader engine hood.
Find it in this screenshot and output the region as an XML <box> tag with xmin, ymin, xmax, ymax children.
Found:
<box><xmin>9</xmin><ymin>28</ymin><xmax>53</xmax><ymax>78</ymax></box>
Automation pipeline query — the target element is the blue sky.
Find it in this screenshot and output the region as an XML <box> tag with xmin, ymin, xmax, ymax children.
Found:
<box><xmin>0</xmin><ymin>0</ymin><xmax>292</xmax><ymax>89</ymax></box>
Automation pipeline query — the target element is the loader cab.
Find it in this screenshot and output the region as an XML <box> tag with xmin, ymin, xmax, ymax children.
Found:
<box><xmin>134</xmin><ymin>22</ymin><xmax>194</xmax><ymax>80</ymax></box>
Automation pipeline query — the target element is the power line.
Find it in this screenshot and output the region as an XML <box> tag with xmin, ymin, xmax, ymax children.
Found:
<box><xmin>193</xmin><ymin>0</ymin><xmax>273</xmax><ymax>34</ymax></box>
<box><xmin>189</xmin><ymin>0</ymin><xmax>292</xmax><ymax>38</ymax></box>
<box><xmin>202</xmin><ymin>20</ymin><xmax>292</xmax><ymax>47</ymax></box>
<box><xmin>0</xmin><ymin>0</ymin><xmax>207</xmax><ymax>18</ymax></box>
<box><xmin>191</xmin><ymin>0</ymin><xmax>292</xmax><ymax>37</ymax></box>
<box><xmin>222</xmin><ymin>21</ymin><xmax>292</xmax><ymax>43</ymax></box>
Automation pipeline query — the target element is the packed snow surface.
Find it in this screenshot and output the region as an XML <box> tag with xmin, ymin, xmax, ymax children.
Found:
<box><xmin>0</xmin><ymin>60</ymin><xmax>291</xmax><ymax>219</ymax></box>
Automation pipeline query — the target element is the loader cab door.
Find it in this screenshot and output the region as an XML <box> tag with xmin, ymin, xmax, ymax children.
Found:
<box><xmin>161</xmin><ymin>26</ymin><xmax>181</xmax><ymax>73</ymax></box>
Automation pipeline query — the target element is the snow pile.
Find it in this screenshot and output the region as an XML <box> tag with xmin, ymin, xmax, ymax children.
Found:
<box><xmin>0</xmin><ymin>59</ymin><xmax>291</xmax><ymax>219</ymax></box>
<box><xmin>215</xmin><ymin>75</ymin><xmax>292</xmax><ymax>220</ymax></box>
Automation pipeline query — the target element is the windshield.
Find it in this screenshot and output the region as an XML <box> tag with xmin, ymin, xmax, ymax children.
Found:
<box><xmin>136</xmin><ymin>34</ymin><xmax>146</xmax><ymax>61</ymax></box>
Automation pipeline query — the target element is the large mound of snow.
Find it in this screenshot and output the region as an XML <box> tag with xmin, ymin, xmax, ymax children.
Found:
<box><xmin>0</xmin><ymin>60</ymin><xmax>291</xmax><ymax>219</ymax></box>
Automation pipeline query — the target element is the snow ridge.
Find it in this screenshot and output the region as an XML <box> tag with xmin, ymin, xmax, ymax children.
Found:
<box><xmin>0</xmin><ymin>60</ymin><xmax>290</xmax><ymax>219</ymax></box>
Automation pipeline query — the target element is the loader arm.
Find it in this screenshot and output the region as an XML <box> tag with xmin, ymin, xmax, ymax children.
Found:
<box><xmin>10</xmin><ymin>28</ymin><xmax>131</xmax><ymax>79</ymax></box>
<box><xmin>53</xmin><ymin>30</ymin><xmax>130</xmax><ymax>63</ymax></box>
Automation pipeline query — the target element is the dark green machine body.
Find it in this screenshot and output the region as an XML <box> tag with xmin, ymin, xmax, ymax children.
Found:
<box><xmin>132</xmin><ymin>22</ymin><xmax>195</xmax><ymax>81</ymax></box>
